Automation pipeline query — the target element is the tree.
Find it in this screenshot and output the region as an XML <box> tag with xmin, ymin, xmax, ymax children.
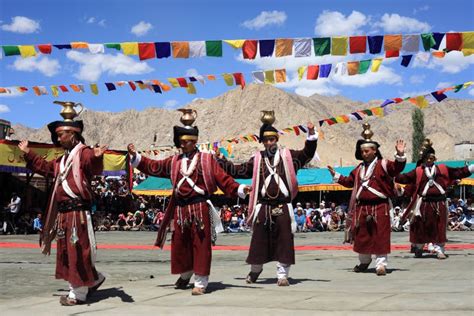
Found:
<box><xmin>411</xmin><ymin>108</ymin><xmax>425</xmax><ymax>162</ymax></box>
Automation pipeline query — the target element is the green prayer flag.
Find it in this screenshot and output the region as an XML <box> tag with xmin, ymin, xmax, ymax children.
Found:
<box><xmin>421</xmin><ymin>33</ymin><xmax>436</xmax><ymax>51</ymax></box>
<box><xmin>362</xmin><ymin>109</ymin><xmax>373</xmax><ymax>116</ymax></box>
<box><xmin>205</xmin><ymin>40</ymin><xmax>222</xmax><ymax>57</ymax></box>
<box><xmin>313</xmin><ymin>38</ymin><xmax>330</xmax><ymax>56</ymax></box>
<box><xmin>358</xmin><ymin>60</ymin><xmax>371</xmax><ymax>74</ymax></box>
<box><xmin>2</xmin><ymin>45</ymin><xmax>21</xmax><ymax>56</ymax></box>
<box><xmin>454</xmin><ymin>84</ymin><xmax>463</xmax><ymax>92</ymax></box>
<box><xmin>105</xmin><ymin>43</ymin><xmax>121</xmax><ymax>50</ymax></box>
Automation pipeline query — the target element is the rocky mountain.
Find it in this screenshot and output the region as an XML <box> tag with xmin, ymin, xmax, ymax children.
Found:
<box><xmin>12</xmin><ymin>84</ymin><xmax>474</xmax><ymax>167</ymax></box>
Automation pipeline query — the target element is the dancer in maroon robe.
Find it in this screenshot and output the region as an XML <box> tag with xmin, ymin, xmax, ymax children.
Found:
<box><xmin>217</xmin><ymin>111</ymin><xmax>317</xmax><ymax>286</ymax></box>
<box><xmin>18</xmin><ymin>104</ymin><xmax>107</xmax><ymax>305</ymax></box>
<box><xmin>396</xmin><ymin>139</ymin><xmax>473</xmax><ymax>259</ymax></box>
<box><xmin>127</xmin><ymin>109</ymin><xmax>250</xmax><ymax>295</ymax></box>
<box><xmin>328</xmin><ymin>123</ymin><xmax>406</xmax><ymax>276</ymax></box>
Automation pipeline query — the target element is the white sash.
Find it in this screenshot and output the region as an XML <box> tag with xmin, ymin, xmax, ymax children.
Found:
<box><xmin>260</xmin><ymin>149</ymin><xmax>289</xmax><ymax>198</ymax></box>
<box><xmin>412</xmin><ymin>165</ymin><xmax>446</xmax><ymax>217</ymax></box>
<box><xmin>59</xmin><ymin>144</ymin><xmax>82</xmax><ymax>199</ymax></box>
<box><xmin>356</xmin><ymin>158</ymin><xmax>387</xmax><ymax>200</ymax></box>
<box><xmin>176</xmin><ymin>154</ymin><xmax>206</xmax><ymax>195</ymax></box>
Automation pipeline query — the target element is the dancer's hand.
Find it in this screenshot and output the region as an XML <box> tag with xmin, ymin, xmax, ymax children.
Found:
<box><xmin>327</xmin><ymin>165</ymin><xmax>336</xmax><ymax>177</ymax></box>
<box><xmin>18</xmin><ymin>140</ymin><xmax>30</xmax><ymax>154</ymax></box>
<box><xmin>127</xmin><ymin>143</ymin><xmax>137</xmax><ymax>158</ymax></box>
<box><xmin>94</xmin><ymin>144</ymin><xmax>108</xmax><ymax>157</ymax></box>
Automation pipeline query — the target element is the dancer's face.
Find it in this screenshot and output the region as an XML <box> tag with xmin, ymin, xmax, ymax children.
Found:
<box><xmin>361</xmin><ymin>146</ymin><xmax>376</xmax><ymax>163</ymax></box>
<box><xmin>424</xmin><ymin>154</ymin><xmax>436</xmax><ymax>166</ymax></box>
<box><xmin>57</xmin><ymin>130</ymin><xmax>77</xmax><ymax>150</ymax></box>
<box><xmin>262</xmin><ymin>136</ymin><xmax>278</xmax><ymax>153</ymax></box>
<box><xmin>180</xmin><ymin>139</ymin><xmax>197</xmax><ymax>154</ymax></box>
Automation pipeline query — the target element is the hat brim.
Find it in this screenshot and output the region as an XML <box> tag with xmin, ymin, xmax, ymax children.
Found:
<box><xmin>47</xmin><ymin>120</ymin><xmax>83</xmax><ymax>146</ymax></box>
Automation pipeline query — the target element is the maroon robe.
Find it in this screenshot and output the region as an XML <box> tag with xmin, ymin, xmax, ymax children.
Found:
<box><xmin>24</xmin><ymin>145</ymin><xmax>103</xmax><ymax>287</ymax></box>
<box><xmin>337</xmin><ymin>158</ymin><xmax>405</xmax><ymax>254</ymax></box>
<box><xmin>136</xmin><ymin>150</ymin><xmax>240</xmax><ymax>276</ymax></box>
<box><xmin>218</xmin><ymin>140</ymin><xmax>317</xmax><ymax>265</ymax></box>
<box><xmin>396</xmin><ymin>165</ymin><xmax>471</xmax><ymax>244</ymax></box>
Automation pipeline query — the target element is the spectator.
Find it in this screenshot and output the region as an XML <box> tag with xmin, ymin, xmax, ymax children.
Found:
<box><xmin>2</xmin><ymin>192</ymin><xmax>21</xmax><ymax>234</ymax></box>
<box><xmin>295</xmin><ymin>208</ymin><xmax>307</xmax><ymax>232</ymax></box>
<box><xmin>33</xmin><ymin>213</ymin><xmax>43</xmax><ymax>233</ymax></box>
<box><xmin>391</xmin><ymin>206</ymin><xmax>403</xmax><ymax>232</ymax></box>
<box><xmin>316</xmin><ymin>201</ymin><xmax>326</xmax><ymax>216</ymax></box>
<box><xmin>304</xmin><ymin>202</ymin><xmax>314</xmax><ymax>217</ymax></box>
<box><xmin>327</xmin><ymin>211</ymin><xmax>341</xmax><ymax>231</ymax></box>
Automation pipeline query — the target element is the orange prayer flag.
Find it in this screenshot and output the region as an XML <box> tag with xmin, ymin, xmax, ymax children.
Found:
<box><xmin>206</xmin><ymin>75</ymin><xmax>217</xmax><ymax>80</ymax></box>
<box><xmin>432</xmin><ymin>51</ymin><xmax>446</xmax><ymax>58</ymax></box>
<box><xmin>71</xmin><ymin>42</ymin><xmax>89</xmax><ymax>49</ymax></box>
<box><xmin>384</xmin><ymin>34</ymin><xmax>402</xmax><ymax>51</ymax></box>
<box><xmin>69</xmin><ymin>84</ymin><xmax>81</xmax><ymax>92</ymax></box>
<box><xmin>171</xmin><ymin>42</ymin><xmax>190</xmax><ymax>58</ymax></box>
<box><xmin>275</xmin><ymin>39</ymin><xmax>293</xmax><ymax>57</ymax></box>
<box><xmin>347</xmin><ymin>62</ymin><xmax>359</xmax><ymax>75</ymax></box>
<box><xmin>275</xmin><ymin>69</ymin><xmax>287</xmax><ymax>83</ymax></box>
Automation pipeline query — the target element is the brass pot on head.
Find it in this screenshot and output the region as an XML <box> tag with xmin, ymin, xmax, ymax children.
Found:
<box><xmin>361</xmin><ymin>122</ymin><xmax>374</xmax><ymax>141</ymax></box>
<box><xmin>177</xmin><ymin>108</ymin><xmax>197</xmax><ymax>127</ymax></box>
<box><xmin>53</xmin><ymin>101</ymin><xmax>83</xmax><ymax>122</ymax></box>
<box><xmin>260</xmin><ymin>110</ymin><xmax>276</xmax><ymax>125</ymax></box>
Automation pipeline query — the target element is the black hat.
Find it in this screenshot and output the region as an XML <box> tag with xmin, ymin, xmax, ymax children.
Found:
<box><xmin>173</xmin><ymin>125</ymin><xmax>199</xmax><ymax>148</ymax></box>
<box><xmin>259</xmin><ymin>124</ymin><xmax>279</xmax><ymax>143</ymax></box>
<box><xmin>47</xmin><ymin>120</ymin><xmax>84</xmax><ymax>146</ymax></box>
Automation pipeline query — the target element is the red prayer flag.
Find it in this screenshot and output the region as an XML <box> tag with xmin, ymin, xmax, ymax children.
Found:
<box><xmin>37</xmin><ymin>44</ymin><xmax>52</xmax><ymax>54</ymax></box>
<box><xmin>59</xmin><ymin>85</ymin><xmax>69</xmax><ymax>92</ymax></box>
<box><xmin>446</xmin><ymin>33</ymin><xmax>462</xmax><ymax>51</ymax></box>
<box><xmin>243</xmin><ymin>40</ymin><xmax>258</xmax><ymax>59</ymax></box>
<box><xmin>385</xmin><ymin>50</ymin><xmax>399</xmax><ymax>58</ymax></box>
<box><xmin>176</xmin><ymin>78</ymin><xmax>188</xmax><ymax>88</ymax></box>
<box><xmin>128</xmin><ymin>81</ymin><xmax>137</xmax><ymax>91</ymax></box>
<box><xmin>325</xmin><ymin>118</ymin><xmax>337</xmax><ymax>126</ymax></box>
<box><xmin>306</xmin><ymin>65</ymin><xmax>319</xmax><ymax>80</ymax></box>
<box><xmin>138</xmin><ymin>42</ymin><xmax>156</xmax><ymax>60</ymax></box>
<box><xmin>293</xmin><ymin>126</ymin><xmax>300</xmax><ymax>136</ymax></box>
<box><xmin>349</xmin><ymin>36</ymin><xmax>367</xmax><ymax>53</ymax></box>
<box><xmin>233</xmin><ymin>73</ymin><xmax>246</xmax><ymax>89</ymax></box>
<box><xmin>393</xmin><ymin>98</ymin><xmax>403</xmax><ymax>103</ymax></box>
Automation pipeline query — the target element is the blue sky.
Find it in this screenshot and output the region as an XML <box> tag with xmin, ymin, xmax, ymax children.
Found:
<box><xmin>0</xmin><ymin>0</ymin><xmax>473</xmax><ymax>128</ymax></box>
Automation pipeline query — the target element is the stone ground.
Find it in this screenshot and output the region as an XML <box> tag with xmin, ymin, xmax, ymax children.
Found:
<box><xmin>0</xmin><ymin>231</ymin><xmax>473</xmax><ymax>315</ymax></box>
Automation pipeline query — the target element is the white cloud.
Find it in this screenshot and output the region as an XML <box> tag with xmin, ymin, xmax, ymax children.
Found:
<box><xmin>86</xmin><ymin>17</ymin><xmax>96</xmax><ymax>24</ymax></box>
<box><xmin>11</xmin><ymin>56</ymin><xmax>60</xmax><ymax>77</ymax></box>
<box><xmin>409</xmin><ymin>74</ymin><xmax>426</xmax><ymax>84</ymax></box>
<box><xmin>469</xmin><ymin>89</ymin><xmax>474</xmax><ymax>97</ymax></box>
<box><xmin>84</xmin><ymin>16</ymin><xmax>106</xmax><ymax>27</ymax></box>
<box><xmin>399</xmin><ymin>89</ymin><xmax>430</xmax><ymax>99</ymax></box>
<box><xmin>373</xmin><ymin>13</ymin><xmax>431</xmax><ymax>33</ymax></box>
<box><xmin>413</xmin><ymin>5</ymin><xmax>430</xmax><ymax>15</ymax></box>
<box><xmin>242</xmin><ymin>10</ymin><xmax>287</xmax><ymax>30</ymax></box>
<box><xmin>1</xmin><ymin>16</ymin><xmax>40</xmax><ymax>33</ymax></box>
<box><xmin>314</xmin><ymin>10</ymin><xmax>368</xmax><ymax>36</ymax></box>
<box><xmin>66</xmin><ymin>51</ymin><xmax>154</xmax><ymax>81</ymax></box>
<box><xmin>436</xmin><ymin>82</ymin><xmax>453</xmax><ymax>89</ymax></box>
<box><xmin>413</xmin><ymin>51</ymin><xmax>474</xmax><ymax>74</ymax></box>
<box><xmin>131</xmin><ymin>21</ymin><xmax>153</xmax><ymax>37</ymax></box>
<box><xmin>163</xmin><ymin>100</ymin><xmax>179</xmax><ymax>109</ymax></box>
<box><xmin>0</xmin><ymin>104</ymin><xmax>10</xmax><ymax>113</ymax></box>
<box><xmin>332</xmin><ymin>65</ymin><xmax>402</xmax><ymax>87</ymax></box>
<box><xmin>98</xmin><ymin>19</ymin><xmax>106</xmax><ymax>27</ymax></box>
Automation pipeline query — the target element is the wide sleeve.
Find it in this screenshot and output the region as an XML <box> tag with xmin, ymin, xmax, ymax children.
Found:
<box><xmin>216</xmin><ymin>156</ymin><xmax>254</xmax><ymax>179</ymax></box>
<box><xmin>447</xmin><ymin>166</ymin><xmax>472</xmax><ymax>180</ymax></box>
<box><xmin>132</xmin><ymin>153</ymin><xmax>172</xmax><ymax>178</ymax></box>
<box><xmin>290</xmin><ymin>139</ymin><xmax>317</xmax><ymax>171</ymax></box>
<box><xmin>336</xmin><ymin>169</ymin><xmax>356</xmax><ymax>188</ymax></box>
<box><xmin>211</xmin><ymin>157</ymin><xmax>242</xmax><ymax>198</ymax></box>
<box><xmin>24</xmin><ymin>150</ymin><xmax>56</xmax><ymax>178</ymax></box>
<box><xmin>395</xmin><ymin>169</ymin><xmax>416</xmax><ymax>184</ymax></box>
<box><xmin>385</xmin><ymin>155</ymin><xmax>407</xmax><ymax>178</ymax></box>
<box><xmin>81</xmin><ymin>147</ymin><xmax>104</xmax><ymax>176</ymax></box>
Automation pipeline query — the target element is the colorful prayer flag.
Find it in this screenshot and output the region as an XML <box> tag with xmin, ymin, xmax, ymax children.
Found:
<box><xmin>189</xmin><ymin>41</ymin><xmax>206</xmax><ymax>57</ymax></box>
<box><xmin>446</xmin><ymin>33</ymin><xmax>462</xmax><ymax>51</ymax></box>
<box><xmin>331</xmin><ymin>37</ymin><xmax>348</xmax><ymax>56</ymax></box>
<box><xmin>2</xmin><ymin>46</ymin><xmax>21</xmax><ymax>56</ymax></box>
<box><xmin>368</xmin><ymin>36</ymin><xmax>383</xmax><ymax>54</ymax></box>
<box><xmin>306</xmin><ymin>65</ymin><xmax>319</xmax><ymax>80</ymax></box>
<box><xmin>205</xmin><ymin>40</ymin><xmax>222</xmax><ymax>57</ymax></box>
<box><xmin>384</xmin><ymin>34</ymin><xmax>402</xmax><ymax>51</ymax></box>
<box><xmin>51</xmin><ymin>85</ymin><xmax>59</xmax><ymax>97</ymax></box>
<box><xmin>71</xmin><ymin>42</ymin><xmax>89</xmax><ymax>49</ymax></box>
<box><xmin>275</xmin><ymin>69</ymin><xmax>286</xmax><ymax>83</ymax></box>
<box><xmin>294</xmin><ymin>38</ymin><xmax>311</xmax><ymax>57</ymax></box>
<box><xmin>138</xmin><ymin>42</ymin><xmax>156</xmax><ymax>60</ymax></box>
<box><xmin>347</xmin><ymin>62</ymin><xmax>359</xmax><ymax>75</ymax></box>
<box><xmin>19</xmin><ymin>45</ymin><xmax>36</xmax><ymax>58</ymax></box>
<box><xmin>242</xmin><ymin>40</ymin><xmax>258</xmax><ymax>59</ymax></box>
<box><xmin>264</xmin><ymin>70</ymin><xmax>275</xmax><ymax>84</ymax></box>
<box><xmin>385</xmin><ymin>50</ymin><xmax>400</xmax><ymax>58</ymax></box>
<box><xmin>252</xmin><ymin>71</ymin><xmax>264</xmax><ymax>83</ymax></box>
<box><xmin>155</xmin><ymin>42</ymin><xmax>171</xmax><ymax>58</ymax></box>
<box><xmin>224</xmin><ymin>40</ymin><xmax>245</xmax><ymax>49</ymax></box>
<box><xmin>401</xmin><ymin>55</ymin><xmax>413</xmax><ymax>67</ymax></box>
<box><xmin>259</xmin><ymin>39</ymin><xmax>275</xmax><ymax>57</ymax></box>
<box><xmin>402</xmin><ymin>35</ymin><xmax>419</xmax><ymax>52</ymax></box>
<box><xmin>90</xmin><ymin>84</ymin><xmax>98</xmax><ymax>95</ymax></box>
<box><xmin>358</xmin><ymin>60</ymin><xmax>371</xmax><ymax>74</ymax></box>
<box><xmin>297</xmin><ymin>66</ymin><xmax>307</xmax><ymax>80</ymax></box>
<box><xmin>319</xmin><ymin>64</ymin><xmax>332</xmax><ymax>78</ymax></box>
<box><xmin>233</xmin><ymin>73</ymin><xmax>246</xmax><ymax>89</ymax></box>
<box><xmin>222</xmin><ymin>73</ymin><xmax>234</xmax><ymax>86</ymax></box>
<box><xmin>121</xmin><ymin>42</ymin><xmax>139</xmax><ymax>55</ymax></box>
<box><xmin>349</xmin><ymin>36</ymin><xmax>367</xmax><ymax>54</ymax></box>
<box><xmin>171</xmin><ymin>42</ymin><xmax>190</xmax><ymax>58</ymax></box>
<box><xmin>275</xmin><ymin>39</ymin><xmax>293</xmax><ymax>57</ymax></box>
<box><xmin>313</xmin><ymin>37</ymin><xmax>330</xmax><ymax>56</ymax></box>
<box><xmin>105</xmin><ymin>43</ymin><xmax>121</xmax><ymax>50</ymax></box>
<box><xmin>186</xmin><ymin>82</ymin><xmax>196</xmax><ymax>94</ymax></box>
<box><xmin>37</xmin><ymin>44</ymin><xmax>52</xmax><ymax>54</ymax></box>
<box><xmin>421</xmin><ymin>33</ymin><xmax>436</xmax><ymax>51</ymax></box>
<box><xmin>105</xmin><ymin>83</ymin><xmax>116</xmax><ymax>91</ymax></box>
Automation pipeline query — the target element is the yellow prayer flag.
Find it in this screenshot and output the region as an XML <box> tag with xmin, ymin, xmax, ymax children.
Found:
<box><xmin>275</xmin><ymin>39</ymin><xmax>293</xmax><ymax>57</ymax></box>
<box><xmin>19</xmin><ymin>45</ymin><xmax>37</xmax><ymax>58</ymax></box>
<box><xmin>121</xmin><ymin>42</ymin><xmax>139</xmax><ymax>55</ymax></box>
<box><xmin>275</xmin><ymin>69</ymin><xmax>287</xmax><ymax>83</ymax></box>
<box><xmin>298</xmin><ymin>66</ymin><xmax>307</xmax><ymax>80</ymax></box>
<box><xmin>264</xmin><ymin>70</ymin><xmax>275</xmax><ymax>84</ymax></box>
<box><xmin>371</xmin><ymin>58</ymin><xmax>383</xmax><ymax>72</ymax></box>
<box><xmin>335</xmin><ymin>116</ymin><xmax>345</xmax><ymax>123</ymax></box>
<box><xmin>462</xmin><ymin>49</ymin><xmax>474</xmax><ymax>56</ymax></box>
<box><xmin>372</xmin><ymin>107</ymin><xmax>384</xmax><ymax>117</ymax></box>
<box><xmin>167</xmin><ymin>78</ymin><xmax>180</xmax><ymax>88</ymax></box>
<box><xmin>186</xmin><ymin>82</ymin><xmax>196</xmax><ymax>94</ymax></box>
<box><xmin>222</xmin><ymin>73</ymin><xmax>234</xmax><ymax>86</ymax></box>
<box><xmin>331</xmin><ymin>37</ymin><xmax>348</xmax><ymax>56</ymax></box>
<box><xmin>461</xmin><ymin>32</ymin><xmax>474</xmax><ymax>49</ymax></box>
<box><xmin>223</xmin><ymin>39</ymin><xmax>246</xmax><ymax>49</ymax></box>
<box><xmin>415</xmin><ymin>95</ymin><xmax>429</xmax><ymax>109</ymax></box>
<box><xmin>71</xmin><ymin>42</ymin><xmax>89</xmax><ymax>49</ymax></box>
<box><xmin>90</xmin><ymin>84</ymin><xmax>99</xmax><ymax>95</ymax></box>
<box><xmin>463</xmin><ymin>81</ymin><xmax>473</xmax><ymax>88</ymax></box>
<box><xmin>50</xmin><ymin>86</ymin><xmax>59</xmax><ymax>97</ymax></box>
